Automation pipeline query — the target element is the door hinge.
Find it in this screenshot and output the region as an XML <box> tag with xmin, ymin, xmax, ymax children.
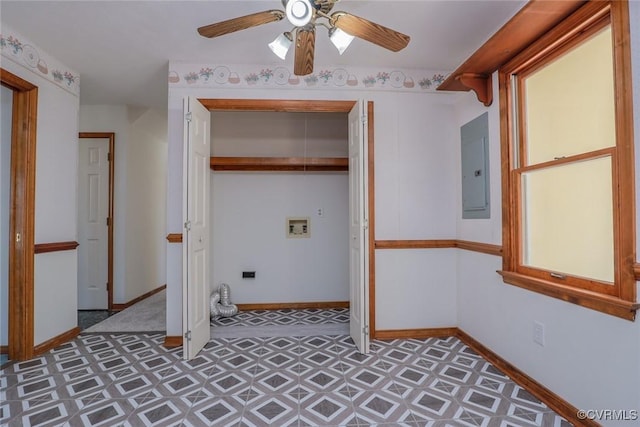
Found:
<box><xmin>363</xmin><ymin>218</ymin><xmax>369</xmax><ymax>231</ymax></box>
<box><xmin>106</xmin><ymin>282</ymin><xmax>109</xmax><ymax>291</ymax></box>
<box><xmin>184</xmin><ymin>221</ymin><xmax>191</xmax><ymax>231</ymax></box>
<box><xmin>361</xmin><ymin>115</ymin><xmax>368</xmax><ymax>125</ymax></box>
<box><xmin>107</xmin><ymin>152</ymin><xmax>111</xmax><ymax>162</ymax></box>
<box><xmin>184</xmin><ymin>330</ymin><xmax>192</xmax><ymax>341</ymax></box>
<box><xmin>185</xmin><ymin>112</ymin><xmax>193</xmax><ymax>122</ymax></box>
<box><xmin>106</xmin><ymin>217</ymin><xmax>110</xmax><ymax>226</ymax></box>
<box><xmin>363</xmin><ymin>325</ymin><xmax>369</xmax><ymax>336</ymax></box>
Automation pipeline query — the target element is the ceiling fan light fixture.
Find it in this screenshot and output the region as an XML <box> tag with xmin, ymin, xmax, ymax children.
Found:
<box><xmin>285</xmin><ymin>0</ymin><xmax>314</xmax><ymax>27</ymax></box>
<box><xmin>329</xmin><ymin>27</ymin><xmax>354</xmax><ymax>55</ymax></box>
<box><xmin>268</xmin><ymin>31</ymin><xmax>293</xmax><ymax>60</ymax></box>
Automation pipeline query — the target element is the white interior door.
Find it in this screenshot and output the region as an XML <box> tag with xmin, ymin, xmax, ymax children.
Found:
<box><xmin>348</xmin><ymin>100</ymin><xmax>370</xmax><ymax>354</ymax></box>
<box><xmin>77</xmin><ymin>138</ymin><xmax>109</xmax><ymax>309</ymax></box>
<box><xmin>182</xmin><ymin>96</ymin><xmax>211</xmax><ymax>360</ymax></box>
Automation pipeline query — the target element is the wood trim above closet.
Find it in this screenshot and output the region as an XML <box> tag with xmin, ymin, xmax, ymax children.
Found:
<box><xmin>210</xmin><ymin>157</ymin><xmax>348</xmax><ymax>172</ymax></box>
<box><xmin>34</xmin><ymin>241</ymin><xmax>79</xmax><ymax>254</ymax></box>
<box><xmin>437</xmin><ymin>0</ymin><xmax>586</xmax><ymax>98</ymax></box>
<box><xmin>199</xmin><ymin>98</ymin><xmax>356</xmax><ymax>113</ymax></box>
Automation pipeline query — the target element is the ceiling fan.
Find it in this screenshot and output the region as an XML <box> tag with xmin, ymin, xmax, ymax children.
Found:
<box><xmin>197</xmin><ymin>0</ymin><xmax>410</xmax><ymax>76</ymax></box>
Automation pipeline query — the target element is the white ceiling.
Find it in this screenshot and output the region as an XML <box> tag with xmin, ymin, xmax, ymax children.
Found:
<box><xmin>1</xmin><ymin>0</ymin><xmax>526</xmax><ymax>108</ymax></box>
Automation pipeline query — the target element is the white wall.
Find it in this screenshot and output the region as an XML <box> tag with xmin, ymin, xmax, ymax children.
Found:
<box><xmin>373</xmin><ymin>94</ymin><xmax>459</xmax><ymax>331</ymax></box>
<box><xmin>79</xmin><ymin>105</ymin><xmax>167</xmax><ymax>303</ymax></box>
<box><xmin>211</xmin><ymin>172</ymin><xmax>349</xmax><ymax>303</ymax></box>
<box><xmin>125</xmin><ymin>107</ymin><xmax>168</xmax><ymax>301</ymax></box>
<box><xmin>210</xmin><ymin>111</ymin><xmax>350</xmax><ymax>303</ymax></box>
<box><xmin>1</xmin><ymin>85</ymin><xmax>12</xmax><ymax>347</ymax></box>
<box><xmin>376</xmin><ymin>249</ymin><xmax>457</xmax><ymax>329</ymax></box>
<box><xmin>453</xmin><ymin>2</ymin><xmax>640</xmax><ymax>421</ymax></box>
<box><xmin>211</xmin><ymin>111</ymin><xmax>348</xmax><ymax>158</ymax></box>
<box><xmin>2</xmin><ymin>56</ymin><xmax>80</xmax><ymax>346</ymax></box>
<box><xmin>167</xmin><ymin>84</ymin><xmax>459</xmax><ymax>337</ymax></box>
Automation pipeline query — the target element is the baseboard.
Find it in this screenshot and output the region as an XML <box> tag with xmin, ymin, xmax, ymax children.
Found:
<box><xmin>236</xmin><ymin>301</ymin><xmax>349</xmax><ymax>311</ymax></box>
<box><xmin>374</xmin><ymin>327</ymin><xmax>458</xmax><ymax>340</ymax></box>
<box><xmin>455</xmin><ymin>329</ymin><xmax>599</xmax><ymax>427</ymax></box>
<box><xmin>0</xmin><ymin>345</ymin><xmax>8</xmax><ymax>354</ymax></box>
<box><xmin>374</xmin><ymin>327</ymin><xmax>594</xmax><ymax>425</ymax></box>
<box><xmin>112</xmin><ymin>284</ymin><xmax>166</xmax><ymax>311</ymax></box>
<box><xmin>164</xmin><ymin>336</ymin><xmax>182</xmax><ymax>348</ymax></box>
<box><xmin>33</xmin><ymin>327</ymin><xmax>81</xmax><ymax>355</ymax></box>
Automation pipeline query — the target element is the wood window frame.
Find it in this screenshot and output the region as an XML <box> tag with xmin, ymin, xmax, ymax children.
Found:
<box><xmin>498</xmin><ymin>0</ymin><xmax>638</xmax><ymax>320</ymax></box>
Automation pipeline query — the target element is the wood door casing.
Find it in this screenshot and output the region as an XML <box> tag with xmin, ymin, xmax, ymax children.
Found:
<box><xmin>1</xmin><ymin>68</ymin><xmax>37</xmax><ymax>361</ymax></box>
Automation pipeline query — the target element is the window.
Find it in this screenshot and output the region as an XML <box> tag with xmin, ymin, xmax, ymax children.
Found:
<box><xmin>498</xmin><ymin>0</ymin><xmax>637</xmax><ymax>320</ymax></box>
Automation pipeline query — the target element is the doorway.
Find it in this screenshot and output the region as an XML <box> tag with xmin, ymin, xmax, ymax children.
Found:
<box><xmin>1</xmin><ymin>68</ymin><xmax>38</xmax><ymax>361</ymax></box>
<box><xmin>191</xmin><ymin>98</ymin><xmax>376</xmax><ymax>347</ymax></box>
<box><xmin>1</xmin><ymin>85</ymin><xmax>12</xmax><ymax>363</ymax></box>
<box><xmin>77</xmin><ymin>132</ymin><xmax>114</xmax><ymax>313</ymax></box>
<box><xmin>210</xmin><ymin>110</ymin><xmax>350</xmax><ymax>307</ymax></box>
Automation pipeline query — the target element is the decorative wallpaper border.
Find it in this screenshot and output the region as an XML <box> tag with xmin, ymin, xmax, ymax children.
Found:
<box><xmin>169</xmin><ymin>63</ymin><xmax>449</xmax><ymax>93</ymax></box>
<box><xmin>1</xmin><ymin>25</ymin><xmax>80</xmax><ymax>97</ymax></box>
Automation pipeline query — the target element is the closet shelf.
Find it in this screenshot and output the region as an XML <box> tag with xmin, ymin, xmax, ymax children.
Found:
<box><xmin>210</xmin><ymin>157</ymin><xmax>348</xmax><ymax>172</ymax></box>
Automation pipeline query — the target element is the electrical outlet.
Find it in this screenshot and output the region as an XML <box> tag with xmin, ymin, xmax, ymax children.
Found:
<box><xmin>533</xmin><ymin>321</ymin><xmax>545</xmax><ymax>346</ymax></box>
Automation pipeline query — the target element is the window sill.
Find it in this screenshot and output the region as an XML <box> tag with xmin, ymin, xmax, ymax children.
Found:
<box><xmin>498</xmin><ymin>270</ymin><xmax>639</xmax><ymax>321</ymax></box>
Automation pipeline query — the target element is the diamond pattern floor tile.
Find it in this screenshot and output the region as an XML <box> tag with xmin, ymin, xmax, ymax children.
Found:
<box><xmin>1</xmin><ymin>312</ymin><xmax>572</xmax><ymax>427</ymax></box>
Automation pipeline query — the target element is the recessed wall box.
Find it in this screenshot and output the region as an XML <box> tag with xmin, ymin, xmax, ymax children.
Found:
<box><xmin>461</xmin><ymin>112</ymin><xmax>490</xmax><ymax>219</ymax></box>
<box><xmin>287</xmin><ymin>217</ymin><xmax>310</xmax><ymax>238</ymax></box>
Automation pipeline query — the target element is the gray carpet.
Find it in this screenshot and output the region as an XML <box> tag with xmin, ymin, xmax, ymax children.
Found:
<box><xmin>83</xmin><ymin>290</ymin><xmax>166</xmax><ymax>332</ymax></box>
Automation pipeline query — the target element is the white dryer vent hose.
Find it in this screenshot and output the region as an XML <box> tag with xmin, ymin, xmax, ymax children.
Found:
<box><xmin>210</xmin><ymin>283</ymin><xmax>238</xmax><ymax>318</ymax></box>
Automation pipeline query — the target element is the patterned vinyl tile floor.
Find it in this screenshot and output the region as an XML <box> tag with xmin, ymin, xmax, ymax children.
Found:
<box><xmin>210</xmin><ymin>308</ymin><xmax>350</xmax><ymax>328</ymax></box>
<box><xmin>0</xmin><ymin>331</ymin><xmax>572</xmax><ymax>426</ymax></box>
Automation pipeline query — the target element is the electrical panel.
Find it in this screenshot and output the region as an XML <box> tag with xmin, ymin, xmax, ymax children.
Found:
<box><xmin>461</xmin><ymin>112</ymin><xmax>490</xmax><ymax>219</ymax></box>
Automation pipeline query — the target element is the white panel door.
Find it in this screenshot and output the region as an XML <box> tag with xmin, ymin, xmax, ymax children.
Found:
<box><xmin>182</xmin><ymin>97</ymin><xmax>211</xmax><ymax>360</ymax></box>
<box><xmin>348</xmin><ymin>100</ymin><xmax>369</xmax><ymax>354</ymax></box>
<box><xmin>77</xmin><ymin>138</ymin><xmax>109</xmax><ymax>309</ymax></box>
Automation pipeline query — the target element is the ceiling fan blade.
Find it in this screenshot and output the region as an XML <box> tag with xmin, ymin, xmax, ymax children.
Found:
<box><xmin>197</xmin><ymin>10</ymin><xmax>285</xmax><ymax>38</ymax></box>
<box><xmin>332</xmin><ymin>12</ymin><xmax>410</xmax><ymax>52</ymax></box>
<box><xmin>294</xmin><ymin>27</ymin><xmax>316</xmax><ymax>76</ymax></box>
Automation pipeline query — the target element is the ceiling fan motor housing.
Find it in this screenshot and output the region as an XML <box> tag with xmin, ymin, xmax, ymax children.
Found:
<box><xmin>285</xmin><ymin>0</ymin><xmax>315</xmax><ymax>27</ymax></box>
